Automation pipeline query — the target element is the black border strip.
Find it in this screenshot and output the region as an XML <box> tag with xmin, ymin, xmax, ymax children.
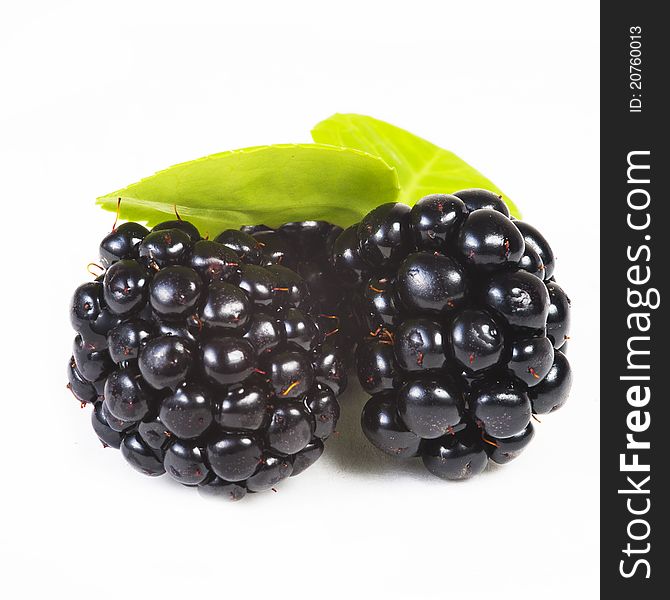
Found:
<box><xmin>601</xmin><ymin>3</ymin><xmax>667</xmax><ymax>594</ymax></box>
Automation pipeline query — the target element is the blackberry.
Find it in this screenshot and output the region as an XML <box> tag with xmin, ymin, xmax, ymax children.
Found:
<box><xmin>336</xmin><ymin>189</ymin><xmax>572</xmax><ymax>480</ymax></box>
<box><xmin>67</xmin><ymin>220</ymin><xmax>347</xmax><ymax>500</ymax></box>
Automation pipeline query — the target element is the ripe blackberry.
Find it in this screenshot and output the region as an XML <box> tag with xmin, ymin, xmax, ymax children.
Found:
<box><xmin>67</xmin><ymin>220</ymin><xmax>347</xmax><ymax>500</ymax></box>
<box><xmin>336</xmin><ymin>189</ymin><xmax>573</xmax><ymax>480</ymax></box>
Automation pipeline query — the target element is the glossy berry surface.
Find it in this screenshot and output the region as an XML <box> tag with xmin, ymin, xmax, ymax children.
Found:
<box><xmin>486</xmin><ymin>423</ymin><xmax>535</xmax><ymax>465</ymax></box>
<box><xmin>331</xmin><ymin>225</ymin><xmax>368</xmax><ymax>287</ymax></box>
<box><xmin>266</xmin><ymin>349</ymin><xmax>314</xmax><ymax>398</ymax></box>
<box><xmin>246</xmin><ymin>455</ymin><xmax>293</xmax><ymax>492</ymax></box>
<box><xmin>160</xmin><ymin>381</ymin><xmax>213</xmax><ymax>439</ymax></box>
<box><xmin>355</xmin><ymin>340</ymin><xmax>398</xmax><ymax>394</ymax></box>
<box><xmin>243</xmin><ymin>312</ymin><xmax>283</xmax><ymax>353</ymax></box>
<box><xmin>546</xmin><ymin>281</ymin><xmax>571</xmax><ymax>348</ymax></box>
<box><xmin>149</xmin><ymin>266</ymin><xmax>202</xmax><ymax>319</ymax></box>
<box><xmin>67</xmin><ymin>218</ymin><xmax>347</xmax><ymax>499</ymax></box>
<box><xmin>470</xmin><ymin>379</ymin><xmax>532</xmax><ymax>439</ymax></box>
<box><xmin>139</xmin><ymin>335</ymin><xmax>194</xmax><ymax>390</ymax></box>
<box><xmin>410</xmin><ymin>193</ymin><xmax>467</xmax><ymax>251</ymax></box>
<box><xmin>449</xmin><ymin>309</ymin><xmax>505</xmax><ymax>373</ymax></box>
<box><xmin>508</xmin><ymin>336</ymin><xmax>555</xmax><ymax>387</ymax></box>
<box><xmin>206</xmin><ymin>433</ymin><xmax>263</xmax><ymax>482</ymax></box>
<box><xmin>421</xmin><ymin>427</ymin><xmax>488</xmax><ymax>480</ymax></box>
<box><xmin>107</xmin><ymin>320</ymin><xmax>153</xmax><ymax>363</ymax></box>
<box><xmin>104</xmin><ymin>367</ymin><xmax>154</xmax><ymax>423</ymax></box>
<box><xmin>73</xmin><ymin>335</ymin><xmax>114</xmax><ymax>384</ymax></box>
<box><xmin>334</xmin><ymin>191</ymin><xmax>571</xmax><ymax>481</ymax></box>
<box><xmin>291</xmin><ymin>439</ymin><xmax>324</xmax><ymax>477</ymax></box>
<box><xmin>67</xmin><ymin>357</ymin><xmax>98</xmax><ymax>405</ymax></box>
<box><xmin>100</xmin><ymin>222</ymin><xmax>149</xmax><ymax>266</ymax></box>
<box><xmin>267</xmin><ymin>402</ymin><xmax>315</xmax><ymax>455</ymax></box>
<box><xmin>361</xmin><ymin>393</ymin><xmax>422</xmax><ymax>458</ymax></box>
<box><xmin>529</xmin><ymin>350</ymin><xmax>572</xmax><ymax>414</ymax></box>
<box><xmin>91</xmin><ymin>401</ymin><xmax>123</xmax><ymax>448</ymax></box>
<box><xmin>483</xmin><ymin>270</ymin><xmax>550</xmax><ymax>330</ymax></box>
<box><xmin>358</xmin><ymin>202</ymin><xmax>412</xmax><ymax>268</ymax></box>
<box><xmin>454</xmin><ymin>188</ymin><xmax>511</xmax><ymax>217</ymax></box>
<box><xmin>163</xmin><ymin>440</ymin><xmax>210</xmax><ymax>485</ymax></box>
<box><xmin>514</xmin><ymin>220</ymin><xmax>555</xmax><ymax>279</ymax></box>
<box><xmin>121</xmin><ymin>431</ymin><xmax>165</xmax><ymax>476</ymax></box>
<box><xmin>518</xmin><ymin>244</ymin><xmax>545</xmax><ymax>279</ymax></box>
<box><xmin>457</xmin><ymin>209</ymin><xmax>525</xmax><ymax>267</ymax></box>
<box><xmin>213</xmin><ymin>381</ymin><xmax>269</xmax><ymax>431</ymax></box>
<box><xmin>397</xmin><ymin>377</ymin><xmax>463</xmax><ymax>439</ymax></box>
<box><xmin>152</xmin><ymin>219</ymin><xmax>201</xmax><ymax>240</ymax></box>
<box><xmin>103</xmin><ymin>259</ymin><xmax>151</xmax><ymax>316</ymax></box>
<box><xmin>396</xmin><ymin>252</ymin><xmax>468</xmax><ymax>314</ymax></box>
<box><xmin>362</xmin><ymin>276</ymin><xmax>399</xmax><ymax>329</ymax></box>
<box><xmin>306</xmin><ymin>383</ymin><xmax>340</xmax><ymax>440</ymax></box>
<box><xmin>200</xmin><ymin>281</ymin><xmax>250</xmax><ymax>330</ymax></box>
<box><xmin>312</xmin><ymin>344</ymin><xmax>348</xmax><ymax>395</ymax></box>
<box><xmin>139</xmin><ymin>228</ymin><xmax>191</xmax><ymax>267</ymax></box>
<box><xmin>393</xmin><ymin>318</ymin><xmax>446</xmax><ymax>372</ymax></box>
<box><xmin>214</xmin><ymin>229</ymin><xmax>262</xmax><ymax>264</ymax></box>
<box><xmin>190</xmin><ymin>240</ymin><xmax>239</xmax><ymax>283</ymax></box>
<box><xmin>199</xmin><ymin>476</ymin><xmax>247</xmax><ymax>502</ymax></box>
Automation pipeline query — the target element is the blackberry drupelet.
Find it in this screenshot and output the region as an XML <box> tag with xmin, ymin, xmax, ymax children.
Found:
<box><xmin>67</xmin><ymin>218</ymin><xmax>347</xmax><ymax>500</ymax></box>
<box><xmin>336</xmin><ymin>190</ymin><xmax>573</xmax><ymax>480</ymax></box>
<box><xmin>238</xmin><ymin>220</ymin><xmax>358</xmax><ymax>353</ymax></box>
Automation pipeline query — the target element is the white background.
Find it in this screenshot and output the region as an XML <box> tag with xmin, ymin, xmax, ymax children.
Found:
<box><xmin>0</xmin><ymin>1</ymin><xmax>600</xmax><ymax>598</ymax></box>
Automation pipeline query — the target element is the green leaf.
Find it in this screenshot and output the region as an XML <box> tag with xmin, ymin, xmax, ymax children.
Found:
<box><xmin>97</xmin><ymin>144</ymin><xmax>399</xmax><ymax>233</ymax></box>
<box><xmin>311</xmin><ymin>114</ymin><xmax>520</xmax><ymax>218</ymax></box>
